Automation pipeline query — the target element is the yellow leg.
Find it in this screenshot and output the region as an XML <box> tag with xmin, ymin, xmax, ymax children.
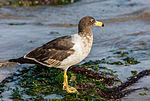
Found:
<box><xmin>63</xmin><ymin>71</ymin><xmax>78</xmax><ymax>93</ymax></box>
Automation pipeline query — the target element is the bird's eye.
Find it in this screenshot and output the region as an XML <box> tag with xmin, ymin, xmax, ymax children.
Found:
<box><xmin>90</xmin><ymin>19</ymin><xmax>95</xmax><ymax>23</ymax></box>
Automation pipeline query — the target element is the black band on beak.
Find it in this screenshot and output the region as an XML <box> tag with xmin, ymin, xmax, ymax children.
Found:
<box><xmin>102</xmin><ymin>23</ymin><xmax>105</xmax><ymax>27</ymax></box>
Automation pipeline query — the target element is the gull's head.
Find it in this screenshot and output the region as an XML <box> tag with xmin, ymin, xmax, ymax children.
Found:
<box><xmin>78</xmin><ymin>16</ymin><xmax>104</xmax><ymax>32</ymax></box>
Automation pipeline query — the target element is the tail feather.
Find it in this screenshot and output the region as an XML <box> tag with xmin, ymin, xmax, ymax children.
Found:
<box><xmin>0</xmin><ymin>61</ymin><xmax>19</xmax><ymax>67</ymax></box>
<box><xmin>8</xmin><ymin>57</ymin><xmax>37</xmax><ymax>64</ymax></box>
<box><xmin>0</xmin><ymin>57</ymin><xmax>37</xmax><ymax>67</ymax></box>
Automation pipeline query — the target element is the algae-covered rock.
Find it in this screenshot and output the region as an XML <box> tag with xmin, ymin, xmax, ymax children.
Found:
<box><xmin>0</xmin><ymin>50</ymin><xmax>146</xmax><ymax>100</ymax></box>
<box><xmin>0</xmin><ymin>63</ymin><xmax>118</xmax><ymax>100</ymax></box>
<box><xmin>0</xmin><ymin>0</ymin><xmax>79</xmax><ymax>6</ymax></box>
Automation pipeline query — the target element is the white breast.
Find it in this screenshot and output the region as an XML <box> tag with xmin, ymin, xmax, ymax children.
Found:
<box><xmin>59</xmin><ymin>34</ymin><xmax>93</xmax><ymax>69</ymax></box>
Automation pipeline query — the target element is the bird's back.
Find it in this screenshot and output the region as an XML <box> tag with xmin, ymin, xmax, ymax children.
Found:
<box><xmin>24</xmin><ymin>36</ymin><xmax>75</xmax><ymax>67</ymax></box>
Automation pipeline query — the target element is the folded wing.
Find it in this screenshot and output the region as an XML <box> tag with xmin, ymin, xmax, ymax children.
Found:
<box><xmin>25</xmin><ymin>36</ymin><xmax>75</xmax><ymax>67</ymax></box>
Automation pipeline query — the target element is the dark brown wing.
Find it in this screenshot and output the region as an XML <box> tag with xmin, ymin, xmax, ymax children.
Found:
<box><xmin>25</xmin><ymin>36</ymin><xmax>75</xmax><ymax>66</ymax></box>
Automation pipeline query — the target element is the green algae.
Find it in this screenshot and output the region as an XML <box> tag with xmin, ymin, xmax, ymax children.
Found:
<box><xmin>83</xmin><ymin>50</ymin><xmax>140</xmax><ymax>66</ymax></box>
<box><xmin>107</xmin><ymin>51</ymin><xmax>140</xmax><ymax>65</ymax></box>
<box><xmin>0</xmin><ymin>87</ymin><xmax>4</xmax><ymax>95</ymax></box>
<box><xmin>127</xmin><ymin>70</ymin><xmax>138</xmax><ymax>80</ymax></box>
<box><xmin>123</xmin><ymin>57</ymin><xmax>140</xmax><ymax>65</ymax></box>
<box><xmin>131</xmin><ymin>71</ymin><xmax>138</xmax><ymax>76</ymax></box>
<box><xmin>139</xmin><ymin>92</ymin><xmax>147</xmax><ymax>96</ymax></box>
<box><xmin>10</xmin><ymin>87</ymin><xmax>23</xmax><ymax>100</ymax></box>
<box><xmin>114</xmin><ymin>51</ymin><xmax>140</xmax><ymax>65</ymax></box>
<box><xmin>114</xmin><ymin>51</ymin><xmax>129</xmax><ymax>57</ymax></box>
<box><xmin>144</xmin><ymin>88</ymin><xmax>150</xmax><ymax>92</ymax></box>
<box><xmin>0</xmin><ymin>0</ymin><xmax>80</xmax><ymax>7</ymax></box>
<box><xmin>0</xmin><ymin>63</ymin><xmax>117</xmax><ymax>100</ymax></box>
<box><xmin>0</xmin><ymin>50</ymin><xmax>141</xmax><ymax>100</ymax></box>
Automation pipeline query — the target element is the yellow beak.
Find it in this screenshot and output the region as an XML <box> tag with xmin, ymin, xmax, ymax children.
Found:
<box><xmin>95</xmin><ymin>21</ymin><xmax>105</xmax><ymax>27</ymax></box>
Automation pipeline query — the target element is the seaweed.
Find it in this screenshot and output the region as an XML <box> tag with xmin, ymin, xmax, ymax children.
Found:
<box><xmin>0</xmin><ymin>50</ymin><xmax>149</xmax><ymax>100</ymax></box>
<box><xmin>0</xmin><ymin>0</ymin><xmax>80</xmax><ymax>7</ymax></box>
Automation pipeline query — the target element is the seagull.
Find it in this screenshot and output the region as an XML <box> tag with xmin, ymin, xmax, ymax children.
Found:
<box><xmin>24</xmin><ymin>16</ymin><xmax>104</xmax><ymax>93</ymax></box>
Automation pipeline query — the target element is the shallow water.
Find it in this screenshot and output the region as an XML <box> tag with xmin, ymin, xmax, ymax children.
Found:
<box><xmin>0</xmin><ymin>0</ymin><xmax>150</xmax><ymax>100</ymax></box>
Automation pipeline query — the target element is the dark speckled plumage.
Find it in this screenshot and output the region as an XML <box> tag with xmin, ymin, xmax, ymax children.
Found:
<box><xmin>25</xmin><ymin>36</ymin><xmax>74</xmax><ymax>66</ymax></box>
